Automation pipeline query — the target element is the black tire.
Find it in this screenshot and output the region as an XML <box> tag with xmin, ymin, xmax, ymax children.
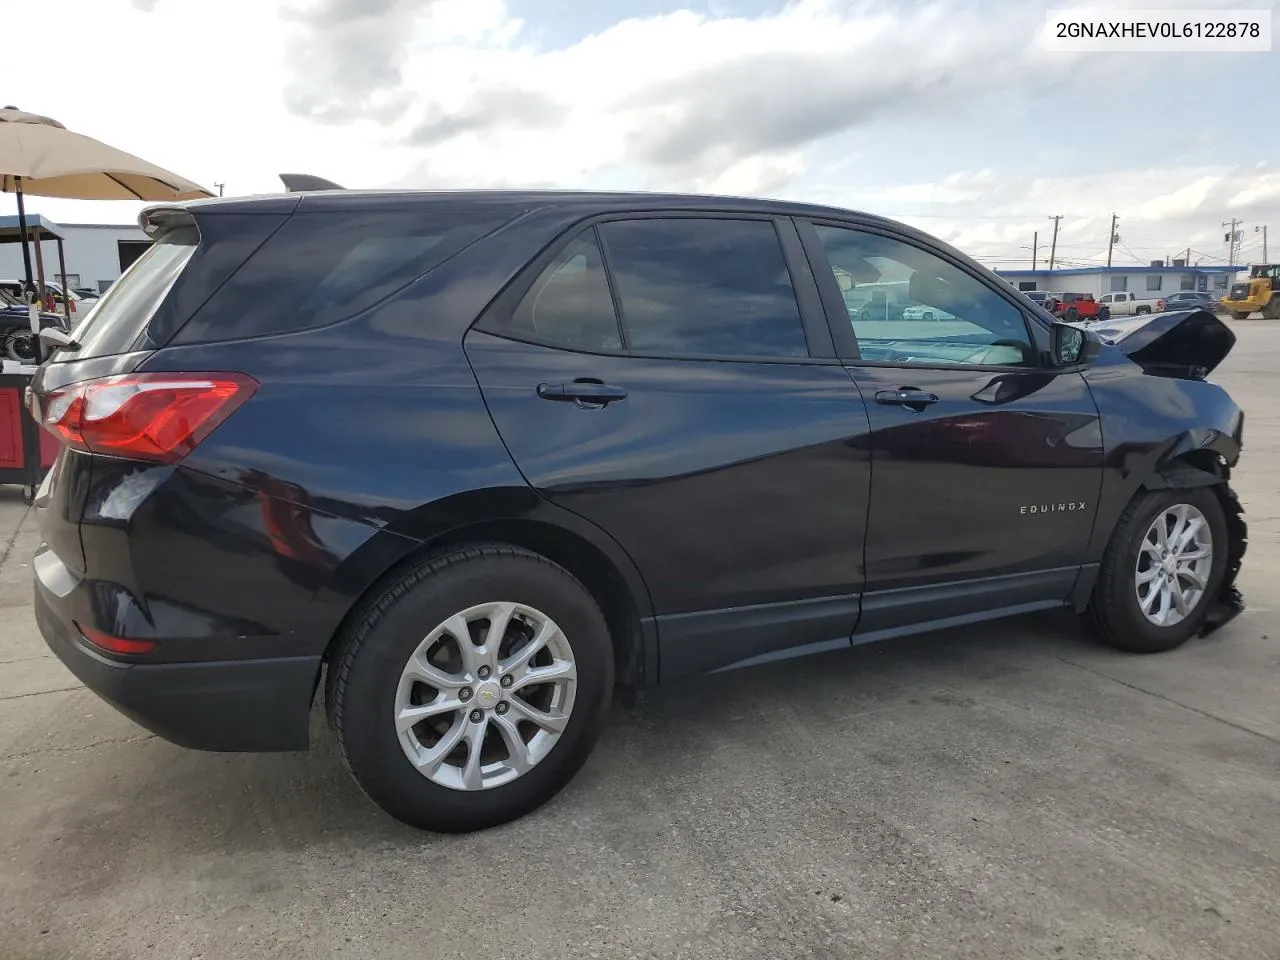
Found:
<box><xmin>1065</xmin><ymin>307</ymin><xmax>1078</xmax><ymax>321</ymax></box>
<box><xmin>1085</xmin><ymin>487</ymin><xmax>1229</xmax><ymax>653</ymax></box>
<box><xmin>327</xmin><ymin>544</ymin><xmax>614</xmax><ymax>832</ymax></box>
<box><xmin>1231</xmin><ymin>311</ymin><xmax>1250</xmax><ymax>320</ymax></box>
<box><xmin>1136</xmin><ymin>306</ymin><xmax>1151</xmax><ymax>315</ymax></box>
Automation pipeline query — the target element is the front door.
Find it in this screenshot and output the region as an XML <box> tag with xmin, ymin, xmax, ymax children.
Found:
<box><xmin>466</xmin><ymin>214</ymin><xmax>873</xmax><ymax>678</ymax></box>
<box><xmin>798</xmin><ymin>219</ymin><xmax>1105</xmax><ymax>635</ymax></box>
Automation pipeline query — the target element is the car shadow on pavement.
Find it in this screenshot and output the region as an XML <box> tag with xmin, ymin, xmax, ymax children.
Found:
<box><xmin>31</xmin><ymin>608</ymin><xmax>1103</xmax><ymax>864</ymax></box>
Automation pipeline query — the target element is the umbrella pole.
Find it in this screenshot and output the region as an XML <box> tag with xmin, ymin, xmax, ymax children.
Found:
<box><xmin>57</xmin><ymin>238</ymin><xmax>71</xmax><ymax>327</ymax></box>
<box><xmin>13</xmin><ymin>176</ymin><xmax>35</xmax><ymax>287</ymax></box>
<box><xmin>33</xmin><ymin>229</ymin><xmax>48</xmax><ymax>305</ymax></box>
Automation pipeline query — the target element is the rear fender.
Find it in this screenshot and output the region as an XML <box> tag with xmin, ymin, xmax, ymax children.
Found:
<box><xmin>311</xmin><ymin>488</ymin><xmax>659</xmax><ymax>687</ymax></box>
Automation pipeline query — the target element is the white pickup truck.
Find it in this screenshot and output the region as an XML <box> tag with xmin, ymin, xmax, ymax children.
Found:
<box><xmin>1099</xmin><ymin>291</ymin><xmax>1165</xmax><ymax>316</ymax></box>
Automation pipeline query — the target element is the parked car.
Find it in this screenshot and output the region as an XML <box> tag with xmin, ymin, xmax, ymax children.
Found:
<box><xmin>1100</xmin><ymin>291</ymin><xmax>1165</xmax><ymax>316</ymax></box>
<box><xmin>1052</xmin><ymin>292</ymin><xmax>1107</xmax><ymax>322</ymax></box>
<box><xmin>901</xmin><ymin>304</ymin><xmax>956</xmax><ymax>321</ymax></box>
<box><xmin>31</xmin><ymin>190</ymin><xmax>1247</xmax><ymax>833</ymax></box>
<box><xmin>0</xmin><ymin>279</ymin><xmax>87</xmax><ymax>318</ymax></box>
<box><xmin>1024</xmin><ymin>290</ymin><xmax>1059</xmax><ymax>313</ymax></box>
<box><xmin>1162</xmin><ymin>291</ymin><xmax>1220</xmax><ymax>313</ymax></box>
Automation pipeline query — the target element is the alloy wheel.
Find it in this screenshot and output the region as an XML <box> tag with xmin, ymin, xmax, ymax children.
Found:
<box><xmin>1135</xmin><ymin>504</ymin><xmax>1213</xmax><ymax>627</ymax></box>
<box><xmin>393</xmin><ymin>601</ymin><xmax>577</xmax><ymax>791</ymax></box>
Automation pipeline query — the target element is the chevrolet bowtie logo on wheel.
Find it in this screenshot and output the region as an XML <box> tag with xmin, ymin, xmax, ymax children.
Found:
<box><xmin>1020</xmin><ymin>502</ymin><xmax>1088</xmax><ymax>514</ymax></box>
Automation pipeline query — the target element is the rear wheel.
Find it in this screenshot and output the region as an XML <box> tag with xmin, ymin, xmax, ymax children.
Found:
<box><xmin>327</xmin><ymin>544</ymin><xmax>614</xmax><ymax>832</ymax></box>
<box><xmin>1232</xmin><ymin>311</ymin><xmax>1251</xmax><ymax>320</ymax></box>
<box><xmin>1136</xmin><ymin>306</ymin><xmax>1151</xmax><ymax>315</ymax></box>
<box><xmin>1085</xmin><ymin>488</ymin><xmax>1227</xmax><ymax>653</ymax></box>
<box><xmin>1065</xmin><ymin>307</ymin><xmax>1078</xmax><ymax>321</ymax></box>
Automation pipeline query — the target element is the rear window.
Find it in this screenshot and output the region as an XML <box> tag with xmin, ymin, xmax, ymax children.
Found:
<box><xmin>173</xmin><ymin>209</ymin><xmax>509</xmax><ymax>344</ymax></box>
<box><xmin>60</xmin><ymin>227</ymin><xmax>197</xmax><ymax>360</ymax></box>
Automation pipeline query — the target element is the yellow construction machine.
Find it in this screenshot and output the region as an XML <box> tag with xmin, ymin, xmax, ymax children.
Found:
<box><xmin>1222</xmin><ymin>264</ymin><xmax>1280</xmax><ymax>319</ymax></box>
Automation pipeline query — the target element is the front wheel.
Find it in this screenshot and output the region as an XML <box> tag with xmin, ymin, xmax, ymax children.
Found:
<box><xmin>1232</xmin><ymin>311</ymin><xmax>1251</xmax><ymax>320</ymax></box>
<box><xmin>327</xmin><ymin>544</ymin><xmax>614</xmax><ymax>832</ymax></box>
<box><xmin>1085</xmin><ymin>488</ymin><xmax>1228</xmax><ymax>653</ymax></box>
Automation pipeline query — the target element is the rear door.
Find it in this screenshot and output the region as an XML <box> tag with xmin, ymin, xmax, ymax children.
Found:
<box><xmin>797</xmin><ymin>218</ymin><xmax>1105</xmax><ymax>636</ymax></box>
<box><xmin>466</xmin><ymin>213</ymin><xmax>872</xmax><ymax>678</ymax></box>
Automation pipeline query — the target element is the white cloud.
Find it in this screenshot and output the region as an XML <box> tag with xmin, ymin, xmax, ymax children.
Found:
<box><xmin>845</xmin><ymin>165</ymin><xmax>1280</xmax><ymax>266</ymax></box>
<box><xmin>2</xmin><ymin>0</ymin><xmax>1273</xmax><ymax>269</ymax></box>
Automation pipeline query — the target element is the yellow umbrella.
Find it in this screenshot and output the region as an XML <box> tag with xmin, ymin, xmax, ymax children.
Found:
<box><xmin>0</xmin><ymin>105</ymin><xmax>212</xmax><ymax>286</ymax></box>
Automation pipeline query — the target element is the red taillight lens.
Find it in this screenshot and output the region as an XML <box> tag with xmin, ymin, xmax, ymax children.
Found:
<box><xmin>41</xmin><ymin>372</ymin><xmax>257</xmax><ymax>463</ymax></box>
<box><xmin>1157</xmin><ymin>299</ymin><xmax>1165</xmax><ymax>311</ymax></box>
<box><xmin>75</xmin><ymin>622</ymin><xmax>157</xmax><ymax>656</ymax></box>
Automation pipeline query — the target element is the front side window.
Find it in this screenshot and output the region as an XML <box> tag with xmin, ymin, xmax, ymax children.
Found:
<box><xmin>810</xmin><ymin>224</ymin><xmax>1034</xmax><ymax>367</ymax></box>
<box><xmin>598</xmin><ymin>218</ymin><xmax>809</xmax><ymax>359</ymax></box>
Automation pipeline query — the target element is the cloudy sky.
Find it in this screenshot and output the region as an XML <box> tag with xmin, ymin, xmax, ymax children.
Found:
<box><xmin>5</xmin><ymin>0</ymin><xmax>1278</xmax><ymax>268</ymax></box>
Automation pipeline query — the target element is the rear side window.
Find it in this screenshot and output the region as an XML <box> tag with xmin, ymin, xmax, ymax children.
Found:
<box><xmin>174</xmin><ymin>209</ymin><xmax>508</xmax><ymax>344</ymax></box>
<box><xmin>63</xmin><ymin>227</ymin><xmax>197</xmax><ymax>360</ymax></box>
<box><xmin>599</xmin><ymin>218</ymin><xmax>808</xmax><ymax>359</ymax></box>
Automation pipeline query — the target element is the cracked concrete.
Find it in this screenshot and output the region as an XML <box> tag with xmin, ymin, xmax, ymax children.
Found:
<box><xmin>0</xmin><ymin>322</ymin><xmax>1278</xmax><ymax>960</ymax></box>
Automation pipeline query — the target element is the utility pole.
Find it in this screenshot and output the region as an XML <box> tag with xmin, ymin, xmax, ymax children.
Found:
<box><xmin>214</xmin><ymin>182</ymin><xmax>225</xmax><ymax>197</ymax></box>
<box><xmin>1223</xmin><ymin>218</ymin><xmax>1242</xmax><ymax>265</ymax></box>
<box><xmin>1106</xmin><ymin>213</ymin><xmax>1118</xmax><ymax>268</ymax></box>
<box><xmin>1257</xmin><ymin>224</ymin><xmax>1268</xmax><ymax>262</ymax></box>
<box><xmin>1032</xmin><ymin>230</ymin><xmax>1038</xmax><ymax>270</ymax></box>
<box><xmin>1048</xmin><ymin>215</ymin><xmax>1063</xmax><ymax>271</ymax></box>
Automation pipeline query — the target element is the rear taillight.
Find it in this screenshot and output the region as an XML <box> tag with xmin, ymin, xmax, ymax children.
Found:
<box><xmin>75</xmin><ymin>622</ymin><xmax>157</xmax><ymax>656</ymax></box>
<box><xmin>41</xmin><ymin>372</ymin><xmax>257</xmax><ymax>463</ymax></box>
<box><xmin>1157</xmin><ymin>299</ymin><xmax>1165</xmax><ymax>311</ymax></box>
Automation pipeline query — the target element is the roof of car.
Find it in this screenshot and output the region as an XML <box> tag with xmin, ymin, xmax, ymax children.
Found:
<box><xmin>173</xmin><ymin>187</ymin><xmax>900</xmax><ymax>222</ymax></box>
<box><xmin>141</xmin><ymin>188</ymin><xmax>1011</xmax><ymax>276</ymax></box>
<box><xmin>166</xmin><ymin>187</ymin><xmax>931</xmax><ymax>237</ymax></box>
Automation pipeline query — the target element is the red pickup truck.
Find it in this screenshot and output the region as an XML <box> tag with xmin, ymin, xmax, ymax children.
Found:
<box><xmin>1051</xmin><ymin>292</ymin><xmax>1107</xmax><ymax>322</ymax></box>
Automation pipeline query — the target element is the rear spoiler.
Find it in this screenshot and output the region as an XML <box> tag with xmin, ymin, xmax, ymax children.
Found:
<box><xmin>279</xmin><ymin>173</ymin><xmax>346</xmax><ymax>192</ymax></box>
<box><xmin>140</xmin><ymin>175</ymin><xmax>347</xmax><ymax>237</ymax></box>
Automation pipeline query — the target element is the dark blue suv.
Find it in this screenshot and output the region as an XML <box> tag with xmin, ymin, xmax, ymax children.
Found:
<box><xmin>30</xmin><ymin>190</ymin><xmax>1246</xmax><ymax>832</ymax></box>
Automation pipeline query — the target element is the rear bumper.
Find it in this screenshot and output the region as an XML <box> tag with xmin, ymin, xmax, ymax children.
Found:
<box><xmin>34</xmin><ymin>546</ymin><xmax>320</xmax><ymax>752</ymax></box>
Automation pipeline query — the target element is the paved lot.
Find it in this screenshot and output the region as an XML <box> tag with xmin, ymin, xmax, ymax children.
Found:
<box><xmin>2</xmin><ymin>322</ymin><xmax>1279</xmax><ymax>960</ymax></box>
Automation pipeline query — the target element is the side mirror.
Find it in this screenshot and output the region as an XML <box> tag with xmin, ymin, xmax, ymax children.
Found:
<box><xmin>1050</xmin><ymin>321</ymin><xmax>1099</xmax><ymax>367</ymax></box>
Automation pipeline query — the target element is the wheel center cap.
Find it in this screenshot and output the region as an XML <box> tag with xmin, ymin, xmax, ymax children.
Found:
<box><xmin>475</xmin><ymin>682</ymin><xmax>502</xmax><ymax>708</ymax></box>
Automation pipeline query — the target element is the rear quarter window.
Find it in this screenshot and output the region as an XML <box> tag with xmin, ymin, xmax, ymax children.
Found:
<box><xmin>173</xmin><ymin>208</ymin><xmax>510</xmax><ymax>344</ymax></box>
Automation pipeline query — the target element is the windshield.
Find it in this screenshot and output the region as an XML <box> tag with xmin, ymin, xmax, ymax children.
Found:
<box><xmin>59</xmin><ymin>228</ymin><xmax>197</xmax><ymax>360</ymax></box>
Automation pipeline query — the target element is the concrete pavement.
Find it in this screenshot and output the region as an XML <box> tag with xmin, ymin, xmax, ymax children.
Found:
<box><xmin>1</xmin><ymin>322</ymin><xmax>1278</xmax><ymax>960</ymax></box>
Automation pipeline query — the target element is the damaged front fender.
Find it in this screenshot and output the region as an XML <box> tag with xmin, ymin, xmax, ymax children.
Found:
<box><xmin>1201</xmin><ymin>483</ymin><xmax>1247</xmax><ymax>637</ymax></box>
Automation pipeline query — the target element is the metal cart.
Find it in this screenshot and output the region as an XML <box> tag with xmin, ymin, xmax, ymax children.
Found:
<box><xmin>0</xmin><ymin>363</ymin><xmax>56</xmax><ymax>503</ymax></box>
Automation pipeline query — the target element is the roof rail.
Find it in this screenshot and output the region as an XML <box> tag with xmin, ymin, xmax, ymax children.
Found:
<box><xmin>279</xmin><ymin>173</ymin><xmax>346</xmax><ymax>193</ymax></box>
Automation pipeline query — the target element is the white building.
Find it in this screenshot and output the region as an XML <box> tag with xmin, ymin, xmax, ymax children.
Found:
<box><xmin>0</xmin><ymin>214</ymin><xmax>152</xmax><ymax>294</ymax></box>
<box><xmin>994</xmin><ymin>264</ymin><xmax>1245</xmax><ymax>299</ymax></box>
